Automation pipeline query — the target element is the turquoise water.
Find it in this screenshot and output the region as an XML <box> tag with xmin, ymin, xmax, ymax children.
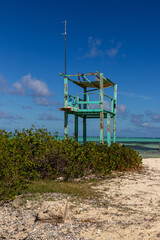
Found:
<box><xmin>115</xmin><ymin>138</ymin><xmax>160</xmax><ymax>158</ymax></box>
<box><xmin>58</xmin><ymin>136</ymin><xmax>160</xmax><ymax>158</ymax></box>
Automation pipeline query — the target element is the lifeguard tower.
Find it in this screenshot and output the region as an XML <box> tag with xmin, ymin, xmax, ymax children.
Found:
<box><xmin>59</xmin><ymin>71</ymin><xmax>117</xmax><ymax>146</ymax></box>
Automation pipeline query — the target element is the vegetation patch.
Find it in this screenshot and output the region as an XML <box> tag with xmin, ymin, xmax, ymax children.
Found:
<box><xmin>0</xmin><ymin>127</ymin><xmax>142</xmax><ymax>200</ymax></box>
<box><xmin>26</xmin><ymin>179</ymin><xmax>98</xmax><ymax>199</ymax></box>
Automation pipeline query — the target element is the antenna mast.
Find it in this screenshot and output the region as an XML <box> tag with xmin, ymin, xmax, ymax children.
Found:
<box><xmin>65</xmin><ymin>20</ymin><xmax>67</xmax><ymax>75</ymax></box>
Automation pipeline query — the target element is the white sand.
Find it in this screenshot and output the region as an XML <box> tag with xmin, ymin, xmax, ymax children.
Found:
<box><xmin>72</xmin><ymin>158</ymin><xmax>160</xmax><ymax>239</ymax></box>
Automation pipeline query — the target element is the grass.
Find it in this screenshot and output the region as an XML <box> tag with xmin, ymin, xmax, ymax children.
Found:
<box><xmin>25</xmin><ymin>179</ymin><xmax>101</xmax><ymax>199</ymax></box>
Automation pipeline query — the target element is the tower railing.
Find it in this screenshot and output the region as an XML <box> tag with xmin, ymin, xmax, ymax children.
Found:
<box><xmin>60</xmin><ymin>71</ymin><xmax>117</xmax><ymax>145</ymax></box>
<box><xmin>65</xmin><ymin>92</ymin><xmax>116</xmax><ymax>116</ymax></box>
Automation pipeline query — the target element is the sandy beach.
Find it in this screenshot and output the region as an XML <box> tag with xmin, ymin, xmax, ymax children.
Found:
<box><xmin>1</xmin><ymin>158</ymin><xmax>160</xmax><ymax>240</ymax></box>
<box><xmin>72</xmin><ymin>158</ymin><xmax>160</xmax><ymax>240</ymax></box>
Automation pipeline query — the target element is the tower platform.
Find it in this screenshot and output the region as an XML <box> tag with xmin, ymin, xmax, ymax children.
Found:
<box><xmin>59</xmin><ymin>71</ymin><xmax>117</xmax><ymax>145</ymax></box>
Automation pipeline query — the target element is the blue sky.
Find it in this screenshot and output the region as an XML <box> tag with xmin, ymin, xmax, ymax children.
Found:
<box><xmin>0</xmin><ymin>0</ymin><xmax>160</xmax><ymax>137</ymax></box>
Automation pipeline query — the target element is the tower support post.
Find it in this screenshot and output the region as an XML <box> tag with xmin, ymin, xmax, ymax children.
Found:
<box><xmin>64</xmin><ymin>76</ymin><xmax>68</xmax><ymax>137</ymax></box>
<box><xmin>99</xmin><ymin>73</ymin><xmax>104</xmax><ymax>144</ymax></box>
<box><xmin>113</xmin><ymin>84</ymin><xmax>117</xmax><ymax>143</ymax></box>
<box><xmin>83</xmin><ymin>87</ymin><xmax>87</xmax><ymax>145</ymax></box>
<box><xmin>107</xmin><ymin>113</ymin><xmax>111</xmax><ymax>146</ymax></box>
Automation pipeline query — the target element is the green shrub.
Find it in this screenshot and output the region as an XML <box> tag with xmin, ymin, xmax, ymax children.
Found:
<box><xmin>0</xmin><ymin>128</ymin><xmax>142</xmax><ymax>200</ymax></box>
<box><xmin>108</xmin><ymin>143</ymin><xmax>142</xmax><ymax>171</ymax></box>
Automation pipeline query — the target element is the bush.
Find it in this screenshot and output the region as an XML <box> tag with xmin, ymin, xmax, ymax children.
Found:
<box><xmin>0</xmin><ymin>128</ymin><xmax>142</xmax><ymax>200</ymax></box>
<box><xmin>108</xmin><ymin>143</ymin><xmax>142</xmax><ymax>171</ymax></box>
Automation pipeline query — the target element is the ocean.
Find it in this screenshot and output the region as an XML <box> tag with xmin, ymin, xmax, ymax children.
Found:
<box><xmin>58</xmin><ymin>136</ymin><xmax>160</xmax><ymax>158</ymax></box>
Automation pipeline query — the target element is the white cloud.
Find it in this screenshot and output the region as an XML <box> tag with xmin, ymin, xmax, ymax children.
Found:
<box><xmin>106</xmin><ymin>48</ymin><xmax>118</xmax><ymax>58</ymax></box>
<box><xmin>83</xmin><ymin>37</ymin><xmax>124</xmax><ymax>59</ymax></box>
<box><xmin>85</xmin><ymin>36</ymin><xmax>103</xmax><ymax>58</ymax></box>
<box><xmin>22</xmin><ymin>74</ymin><xmax>51</xmax><ymax>97</ymax></box>
<box><xmin>146</xmin><ymin>111</ymin><xmax>160</xmax><ymax>122</ymax></box>
<box><xmin>0</xmin><ymin>111</ymin><xmax>23</xmax><ymax>120</ymax></box>
<box><xmin>138</xmin><ymin>95</ymin><xmax>153</xmax><ymax>100</ymax></box>
<box><xmin>34</xmin><ymin>97</ymin><xmax>50</xmax><ymax>106</ymax></box>
<box><xmin>141</xmin><ymin>122</ymin><xmax>151</xmax><ymax>127</ymax></box>
<box><xmin>106</xmin><ymin>42</ymin><xmax>122</xmax><ymax>58</ymax></box>
<box><xmin>5</xmin><ymin>73</ymin><xmax>52</xmax><ymax>98</ymax></box>
<box><xmin>152</xmin><ymin>115</ymin><xmax>160</xmax><ymax>122</ymax></box>
<box><xmin>34</xmin><ymin>97</ymin><xmax>58</xmax><ymax>106</ymax></box>
<box><xmin>0</xmin><ymin>73</ymin><xmax>56</xmax><ymax>107</ymax></box>
<box><xmin>119</xmin><ymin>91</ymin><xmax>153</xmax><ymax>100</ymax></box>
<box><xmin>117</xmin><ymin>104</ymin><xmax>127</xmax><ymax>114</ymax></box>
<box><xmin>38</xmin><ymin>112</ymin><xmax>61</xmax><ymax>121</ymax></box>
<box><xmin>119</xmin><ymin>91</ymin><xmax>135</xmax><ymax>97</ymax></box>
<box><xmin>130</xmin><ymin>114</ymin><xmax>151</xmax><ymax>128</ymax></box>
<box><xmin>0</xmin><ymin>111</ymin><xmax>14</xmax><ymax>119</ymax></box>
<box><xmin>9</xmin><ymin>81</ymin><xmax>25</xmax><ymax>96</ymax></box>
<box><xmin>117</xmin><ymin>104</ymin><xmax>129</xmax><ymax>119</ymax></box>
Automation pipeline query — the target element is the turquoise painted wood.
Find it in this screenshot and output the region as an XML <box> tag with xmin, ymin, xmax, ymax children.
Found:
<box><xmin>64</xmin><ymin>76</ymin><xmax>68</xmax><ymax>137</ymax></box>
<box><xmin>100</xmin><ymin>73</ymin><xmax>104</xmax><ymax>144</ymax></box>
<box><xmin>59</xmin><ymin>71</ymin><xmax>117</xmax><ymax>145</ymax></box>
<box><xmin>83</xmin><ymin>87</ymin><xmax>87</xmax><ymax>145</ymax></box>
<box><xmin>107</xmin><ymin>113</ymin><xmax>111</xmax><ymax>146</ymax></box>
<box><xmin>64</xmin><ymin>77</ymin><xmax>68</xmax><ymax>108</ymax></box>
<box><xmin>113</xmin><ymin>84</ymin><xmax>117</xmax><ymax>143</ymax></box>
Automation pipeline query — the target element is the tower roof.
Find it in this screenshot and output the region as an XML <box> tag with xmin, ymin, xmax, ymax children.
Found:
<box><xmin>59</xmin><ymin>71</ymin><xmax>115</xmax><ymax>89</ymax></box>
